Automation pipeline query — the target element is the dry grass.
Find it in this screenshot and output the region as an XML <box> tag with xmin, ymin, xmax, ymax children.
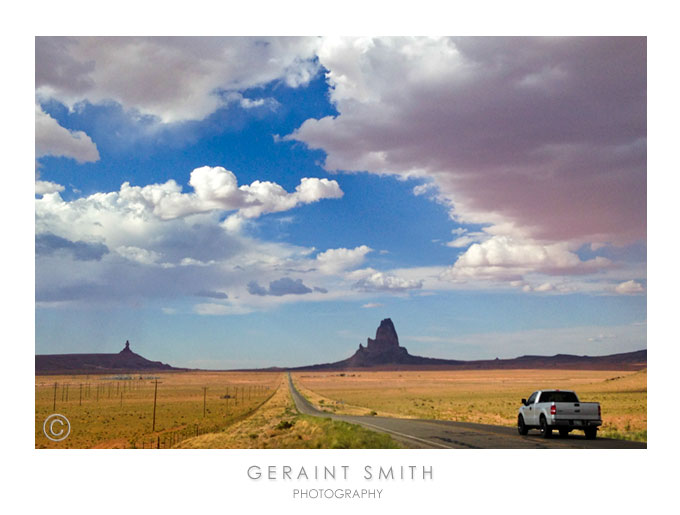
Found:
<box><xmin>293</xmin><ymin>375</ymin><xmax>405</xmax><ymax>418</ymax></box>
<box><xmin>177</xmin><ymin>374</ymin><xmax>401</xmax><ymax>449</ymax></box>
<box><xmin>36</xmin><ymin>368</ymin><xmax>647</xmax><ymax>447</ymax></box>
<box><xmin>35</xmin><ymin>371</ymin><xmax>279</xmax><ymax>448</ymax></box>
<box><xmin>293</xmin><ymin>369</ymin><xmax>647</xmax><ymax>441</ymax></box>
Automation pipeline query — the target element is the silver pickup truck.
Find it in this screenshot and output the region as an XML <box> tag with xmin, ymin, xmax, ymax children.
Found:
<box><xmin>517</xmin><ymin>389</ymin><xmax>602</xmax><ymax>439</ymax></box>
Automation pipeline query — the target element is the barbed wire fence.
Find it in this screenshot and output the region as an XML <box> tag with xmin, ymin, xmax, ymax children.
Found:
<box><xmin>36</xmin><ymin>378</ymin><xmax>276</xmax><ymax>449</ymax></box>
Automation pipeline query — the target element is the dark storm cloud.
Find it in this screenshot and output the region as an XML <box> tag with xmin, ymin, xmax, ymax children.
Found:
<box><xmin>36</xmin><ymin>233</ymin><xmax>109</xmax><ymax>261</ymax></box>
<box><xmin>247</xmin><ymin>277</ymin><xmax>315</xmax><ymax>296</ymax></box>
<box><xmin>247</xmin><ymin>281</ymin><xmax>269</xmax><ymax>296</ymax></box>
<box><xmin>194</xmin><ymin>290</ymin><xmax>229</xmax><ymax>299</ymax></box>
<box><xmin>152</xmin><ymin>221</ymin><xmax>245</xmax><ymax>264</ymax></box>
<box><xmin>268</xmin><ymin>277</ymin><xmax>313</xmax><ymax>296</ymax></box>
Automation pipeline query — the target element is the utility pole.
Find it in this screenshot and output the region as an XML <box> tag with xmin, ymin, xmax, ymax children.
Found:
<box><xmin>79</xmin><ymin>384</ymin><xmax>82</xmax><ymax>406</ymax></box>
<box><xmin>53</xmin><ymin>382</ymin><xmax>57</xmax><ymax>411</ymax></box>
<box><xmin>203</xmin><ymin>387</ymin><xmax>208</xmax><ymax>417</ymax></box>
<box><xmin>152</xmin><ymin>380</ymin><xmax>159</xmax><ymax>432</ymax></box>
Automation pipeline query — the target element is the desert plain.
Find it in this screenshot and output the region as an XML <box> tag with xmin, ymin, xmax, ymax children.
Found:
<box><xmin>36</xmin><ymin>366</ymin><xmax>646</xmax><ymax>448</ymax></box>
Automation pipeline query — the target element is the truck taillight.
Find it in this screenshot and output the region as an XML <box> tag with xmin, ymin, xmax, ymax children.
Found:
<box><xmin>598</xmin><ymin>405</ymin><xmax>601</xmax><ymax>418</ymax></box>
<box><xmin>550</xmin><ymin>405</ymin><xmax>556</xmax><ymax>415</ymax></box>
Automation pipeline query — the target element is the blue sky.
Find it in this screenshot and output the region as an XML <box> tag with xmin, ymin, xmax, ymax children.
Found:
<box><xmin>35</xmin><ymin>37</ymin><xmax>646</xmax><ymax>368</ymax></box>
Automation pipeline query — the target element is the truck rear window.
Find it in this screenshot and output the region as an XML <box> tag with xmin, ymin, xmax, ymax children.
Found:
<box><xmin>539</xmin><ymin>391</ymin><xmax>579</xmax><ymax>403</ymax></box>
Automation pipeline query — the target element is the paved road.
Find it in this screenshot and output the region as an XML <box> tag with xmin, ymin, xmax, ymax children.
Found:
<box><xmin>287</xmin><ymin>374</ymin><xmax>646</xmax><ymax>449</ymax></box>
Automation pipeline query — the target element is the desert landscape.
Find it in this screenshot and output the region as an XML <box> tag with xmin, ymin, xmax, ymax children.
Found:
<box><xmin>35</xmin><ymin>320</ymin><xmax>647</xmax><ymax>448</ymax></box>
<box><xmin>292</xmin><ymin>369</ymin><xmax>647</xmax><ymax>442</ymax></box>
<box><xmin>36</xmin><ymin>366</ymin><xmax>647</xmax><ymax>448</ymax></box>
<box><xmin>35</xmin><ymin>370</ymin><xmax>403</xmax><ymax>449</ymax></box>
<box><xmin>35</xmin><ymin>371</ymin><xmax>279</xmax><ymax>448</ymax></box>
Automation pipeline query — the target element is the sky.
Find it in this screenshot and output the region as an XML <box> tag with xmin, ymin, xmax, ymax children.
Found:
<box><xmin>34</xmin><ymin>37</ymin><xmax>646</xmax><ymax>368</ymax></box>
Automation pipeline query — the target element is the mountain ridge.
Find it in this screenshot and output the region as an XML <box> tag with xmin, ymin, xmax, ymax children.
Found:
<box><xmin>282</xmin><ymin>318</ymin><xmax>647</xmax><ymax>372</ymax></box>
<box><xmin>35</xmin><ymin>321</ymin><xmax>647</xmax><ymax>374</ymax></box>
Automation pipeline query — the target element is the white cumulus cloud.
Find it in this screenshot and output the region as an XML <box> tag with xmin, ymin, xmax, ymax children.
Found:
<box><xmin>352</xmin><ymin>269</ymin><xmax>423</xmax><ymax>292</ymax></box>
<box><xmin>445</xmin><ymin>230</ymin><xmax>488</xmax><ymax>248</ymax></box>
<box><xmin>115</xmin><ymin>246</ymin><xmax>161</xmax><ymax>265</ymax></box>
<box><xmin>615</xmin><ymin>280</ymin><xmax>645</xmax><ymax>295</ymax></box>
<box><xmin>446</xmin><ymin>235</ymin><xmax>611</xmax><ymax>282</ymax></box>
<box><xmin>64</xmin><ymin>166</ymin><xmax>343</xmax><ymax>223</ymax></box>
<box><xmin>315</xmin><ymin>245</ymin><xmax>372</xmax><ymax>274</ymax></box>
<box><xmin>35</xmin><ymin>165</ymin><xmax>346</xmax><ymax>309</ymax></box>
<box><xmin>35</xmin><ymin>103</ymin><xmax>99</xmax><ymax>163</ymax></box>
<box><xmin>35</xmin><ymin>179</ymin><xmax>65</xmax><ymax>195</ymax></box>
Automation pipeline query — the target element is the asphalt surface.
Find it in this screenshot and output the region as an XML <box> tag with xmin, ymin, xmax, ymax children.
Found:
<box><xmin>287</xmin><ymin>374</ymin><xmax>646</xmax><ymax>449</ymax></box>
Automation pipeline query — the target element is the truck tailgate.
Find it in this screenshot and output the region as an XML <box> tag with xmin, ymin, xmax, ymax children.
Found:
<box><xmin>554</xmin><ymin>402</ymin><xmax>600</xmax><ymax>420</ymax></box>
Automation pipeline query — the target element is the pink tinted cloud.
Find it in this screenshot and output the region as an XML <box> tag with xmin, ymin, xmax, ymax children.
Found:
<box><xmin>290</xmin><ymin>37</ymin><xmax>646</xmax><ymax>246</ymax></box>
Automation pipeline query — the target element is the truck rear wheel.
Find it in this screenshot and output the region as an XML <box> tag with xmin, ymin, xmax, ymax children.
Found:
<box><xmin>540</xmin><ymin>416</ymin><xmax>552</xmax><ymax>438</ymax></box>
<box><xmin>518</xmin><ymin>415</ymin><xmax>528</xmax><ymax>435</ymax></box>
<box><xmin>584</xmin><ymin>427</ymin><xmax>597</xmax><ymax>439</ymax></box>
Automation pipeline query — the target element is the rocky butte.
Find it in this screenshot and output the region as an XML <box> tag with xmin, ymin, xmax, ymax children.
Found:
<box><xmin>294</xmin><ymin>318</ymin><xmax>465</xmax><ymax>369</ymax></box>
<box><xmin>346</xmin><ymin>318</ymin><xmax>424</xmax><ymax>366</ymax></box>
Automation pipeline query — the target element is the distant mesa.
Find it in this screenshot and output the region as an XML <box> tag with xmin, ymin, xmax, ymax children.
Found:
<box><xmin>291</xmin><ymin>318</ymin><xmax>647</xmax><ymax>371</ymax></box>
<box><xmin>35</xmin><ymin>340</ymin><xmax>182</xmax><ymax>375</ymax></box>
